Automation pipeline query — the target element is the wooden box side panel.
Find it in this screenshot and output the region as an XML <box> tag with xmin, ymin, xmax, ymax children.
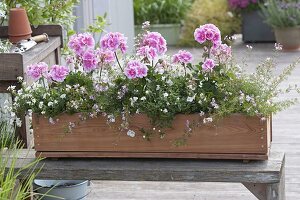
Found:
<box><xmin>33</xmin><ymin>113</ymin><xmax>270</xmax><ymax>154</ymax></box>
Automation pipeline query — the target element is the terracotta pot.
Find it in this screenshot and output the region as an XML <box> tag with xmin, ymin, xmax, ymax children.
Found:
<box><xmin>8</xmin><ymin>8</ymin><xmax>32</xmax><ymax>44</ymax></box>
<box><xmin>274</xmin><ymin>27</ymin><xmax>300</xmax><ymax>51</ymax></box>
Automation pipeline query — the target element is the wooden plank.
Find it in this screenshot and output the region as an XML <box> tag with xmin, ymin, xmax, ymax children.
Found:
<box><xmin>6</xmin><ymin>150</ymin><xmax>284</xmax><ymax>183</ymax></box>
<box><xmin>35</xmin><ymin>151</ymin><xmax>269</xmax><ymax>160</ymax></box>
<box><xmin>33</xmin><ymin>114</ymin><xmax>270</xmax><ymax>159</ymax></box>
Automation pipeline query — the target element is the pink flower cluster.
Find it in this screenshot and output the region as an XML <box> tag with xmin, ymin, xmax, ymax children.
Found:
<box><xmin>194</xmin><ymin>24</ymin><xmax>221</xmax><ymax>46</ymax></box>
<box><xmin>124</xmin><ymin>60</ymin><xmax>148</xmax><ymax>79</ymax></box>
<box><xmin>50</xmin><ymin>65</ymin><xmax>70</xmax><ymax>82</ymax></box>
<box><xmin>97</xmin><ymin>49</ymin><xmax>115</xmax><ymax>65</ymax></box>
<box><xmin>27</xmin><ymin>62</ymin><xmax>48</xmax><ymax>81</ymax></box>
<box><xmin>27</xmin><ymin>62</ymin><xmax>69</xmax><ymax>82</ymax></box>
<box><xmin>211</xmin><ymin>44</ymin><xmax>232</xmax><ymax>64</ymax></box>
<box><xmin>172</xmin><ymin>50</ymin><xmax>193</xmax><ymax>64</ymax></box>
<box><xmin>82</xmin><ymin>50</ymin><xmax>98</xmax><ymax>72</ymax></box>
<box><xmin>202</xmin><ymin>59</ymin><xmax>215</xmax><ymax>71</ymax></box>
<box><xmin>228</xmin><ymin>0</ymin><xmax>257</xmax><ymax>9</ymax></box>
<box><xmin>100</xmin><ymin>32</ymin><xmax>128</xmax><ymax>54</ymax></box>
<box><xmin>137</xmin><ymin>32</ymin><xmax>167</xmax><ymax>60</ymax></box>
<box><xmin>68</xmin><ymin>33</ymin><xmax>95</xmax><ymax>56</ymax></box>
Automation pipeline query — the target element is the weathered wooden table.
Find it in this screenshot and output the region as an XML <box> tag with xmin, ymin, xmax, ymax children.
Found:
<box><xmin>11</xmin><ymin>150</ymin><xmax>285</xmax><ymax>200</ymax></box>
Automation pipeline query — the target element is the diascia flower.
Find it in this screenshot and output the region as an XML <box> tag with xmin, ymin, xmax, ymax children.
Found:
<box><xmin>124</xmin><ymin>60</ymin><xmax>148</xmax><ymax>79</ymax></box>
<box><xmin>211</xmin><ymin>43</ymin><xmax>232</xmax><ymax>64</ymax></box>
<box><xmin>172</xmin><ymin>50</ymin><xmax>193</xmax><ymax>64</ymax></box>
<box><xmin>49</xmin><ymin>65</ymin><xmax>70</xmax><ymax>82</ymax></box>
<box><xmin>202</xmin><ymin>59</ymin><xmax>215</xmax><ymax>71</ymax></box>
<box><xmin>194</xmin><ymin>24</ymin><xmax>221</xmax><ymax>46</ymax></box>
<box><xmin>26</xmin><ymin>62</ymin><xmax>49</xmax><ymax>81</ymax></box>
<box><xmin>100</xmin><ymin>32</ymin><xmax>128</xmax><ymax>54</ymax></box>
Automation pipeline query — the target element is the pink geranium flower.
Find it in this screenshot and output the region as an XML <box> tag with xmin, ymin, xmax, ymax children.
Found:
<box><xmin>49</xmin><ymin>65</ymin><xmax>70</xmax><ymax>82</ymax></box>
<box><xmin>100</xmin><ymin>32</ymin><xmax>128</xmax><ymax>54</ymax></box>
<box><xmin>124</xmin><ymin>60</ymin><xmax>148</xmax><ymax>79</ymax></box>
<box><xmin>211</xmin><ymin>43</ymin><xmax>232</xmax><ymax>64</ymax></box>
<box><xmin>82</xmin><ymin>50</ymin><xmax>98</xmax><ymax>72</ymax></box>
<box><xmin>97</xmin><ymin>49</ymin><xmax>115</xmax><ymax>65</ymax></box>
<box><xmin>172</xmin><ymin>50</ymin><xmax>193</xmax><ymax>64</ymax></box>
<box><xmin>68</xmin><ymin>33</ymin><xmax>95</xmax><ymax>56</ymax></box>
<box><xmin>137</xmin><ymin>32</ymin><xmax>167</xmax><ymax>58</ymax></box>
<box><xmin>202</xmin><ymin>59</ymin><xmax>216</xmax><ymax>71</ymax></box>
<box><xmin>26</xmin><ymin>62</ymin><xmax>49</xmax><ymax>81</ymax></box>
<box><xmin>194</xmin><ymin>24</ymin><xmax>221</xmax><ymax>46</ymax></box>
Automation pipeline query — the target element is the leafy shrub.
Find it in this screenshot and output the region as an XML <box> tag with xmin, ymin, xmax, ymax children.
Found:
<box><xmin>179</xmin><ymin>0</ymin><xmax>241</xmax><ymax>46</ymax></box>
<box><xmin>134</xmin><ymin>0</ymin><xmax>192</xmax><ymax>25</ymax></box>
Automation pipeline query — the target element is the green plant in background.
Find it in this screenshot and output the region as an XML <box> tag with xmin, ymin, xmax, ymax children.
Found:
<box><xmin>260</xmin><ymin>0</ymin><xmax>300</xmax><ymax>28</ymax></box>
<box><xmin>0</xmin><ymin>39</ymin><xmax>12</xmax><ymax>53</ymax></box>
<box><xmin>180</xmin><ymin>0</ymin><xmax>241</xmax><ymax>46</ymax></box>
<box><xmin>134</xmin><ymin>0</ymin><xmax>192</xmax><ymax>25</ymax></box>
<box><xmin>0</xmin><ymin>121</ymin><xmax>42</xmax><ymax>200</ymax></box>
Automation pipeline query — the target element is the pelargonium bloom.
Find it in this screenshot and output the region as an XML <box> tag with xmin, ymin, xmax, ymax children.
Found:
<box><xmin>202</xmin><ymin>59</ymin><xmax>216</xmax><ymax>71</ymax></box>
<box><xmin>140</xmin><ymin>32</ymin><xmax>167</xmax><ymax>56</ymax></box>
<box><xmin>172</xmin><ymin>50</ymin><xmax>193</xmax><ymax>64</ymax></box>
<box><xmin>96</xmin><ymin>49</ymin><xmax>115</xmax><ymax>65</ymax></box>
<box><xmin>26</xmin><ymin>62</ymin><xmax>49</xmax><ymax>81</ymax></box>
<box><xmin>211</xmin><ymin>43</ymin><xmax>232</xmax><ymax>63</ymax></box>
<box><xmin>100</xmin><ymin>32</ymin><xmax>128</xmax><ymax>54</ymax></box>
<box><xmin>82</xmin><ymin>50</ymin><xmax>98</xmax><ymax>72</ymax></box>
<box><xmin>68</xmin><ymin>33</ymin><xmax>95</xmax><ymax>56</ymax></box>
<box><xmin>137</xmin><ymin>46</ymin><xmax>158</xmax><ymax>60</ymax></box>
<box><xmin>124</xmin><ymin>60</ymin><xmax>148</xmax><ymax>79</ymax></box>
<box><xmin>194</xmin><ymin>24</ymin><xmax>221</xmax><ymax>46</ymax></box>
<box><xmin>49</xmin><ymin>65</ymin><xmax>70</xmax><ymax>82</ymax></box>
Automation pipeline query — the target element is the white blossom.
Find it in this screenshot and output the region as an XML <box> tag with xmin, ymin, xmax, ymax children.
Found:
<box><xmin>127</xmin><ymin>130</ymin><xmax>136</xmax><ymax>137</ymax></box>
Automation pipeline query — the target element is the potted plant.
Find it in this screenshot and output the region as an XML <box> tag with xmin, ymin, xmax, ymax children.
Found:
<box><xmin>260</xmin><ymin>0</ymin><xmax>300</xmax><ymax>51</ymax></box>
<box><xmin>134</xmin><ymin>0</ymin><xmax>191</xmax><ymax>46</ymax></box>
<box><xmin>228</xmin><ymin>0</ymin><xmax>275</xmax><ymax>42</ymax></box>
<box><xmin>7</xmin><ymin>22</ymin><xmax>299</xmax><ymax>160</ymax></box>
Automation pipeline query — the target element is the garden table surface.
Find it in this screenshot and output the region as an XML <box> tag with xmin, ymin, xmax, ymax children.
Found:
<box><xmin>7</xmin><ymin>150</ymin><xmax>285</xmax><ymax>200</ymax></box>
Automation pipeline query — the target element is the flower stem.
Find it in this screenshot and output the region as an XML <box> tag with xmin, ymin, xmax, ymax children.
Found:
<box><xmin>114</xmin><ymin>52</ymin><xmax>123</xmax><ymax>72</ymax></box>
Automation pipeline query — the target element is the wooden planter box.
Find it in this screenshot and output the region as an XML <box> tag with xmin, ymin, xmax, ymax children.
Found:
<box><xmin>33</xmin><ymin>113</ymin><xmax>271</xmax><ymax>160</ymax></box>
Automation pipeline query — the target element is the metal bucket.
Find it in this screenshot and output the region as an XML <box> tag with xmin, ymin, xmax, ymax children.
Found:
<box><xmin>33</xmin><ymin>179</ymin><xmax>90</xmax><ymax>200</ymax></box>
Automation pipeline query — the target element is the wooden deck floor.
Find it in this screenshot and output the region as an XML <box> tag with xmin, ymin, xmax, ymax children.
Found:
<box><xmin>89</xmin><ymin>40</ymin><xmax>300</xmax><ymax>199</ymax></box>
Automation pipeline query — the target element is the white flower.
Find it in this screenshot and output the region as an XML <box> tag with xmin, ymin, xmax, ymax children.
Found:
<box><xmin>145</xmin><ymin>90</ymin><xmax>150</xmax><ymax>94</ymax></box>
<box><xmin>156</xmin><ymin>85</ymin><xmax>160</xmax><ymax>90</ymax></box>
<box><xmin>7</xmin><ymin>85</ymin><xmax>16</xmax><ymax>91</ymax></box>
<box><xmin>49</xmin><ymin>117</ymin><xmax>55</xmax><ymax>124</ymax></box>
<box><xmin>127</xmin><ymin>130</ymin><xmax>136</xmax><ymax>137</ymax></box>
<box><xmin>163</xmin><ymin>108</ymin><xmax>168</xmax><ymax>113</ymax></box>
<box><xmin>60</xmin><ymin>94</ymin><xmax>66</xmax><ymax>99</ymax></box>
<box><xmin>166</xmin><ymin>79</ymin><xmax>173</xmax><ymax>86</ymax></box>
<box><xmin>17</xmin><ymin>76</ymin><xmax>23</xmax><ymax>82</ymax></box>
<box><xmin>141</xmin><ymin>96</ymin><xmax>146</xmax><ymax>101</ymax></box>
<box><xmin>163</xmin><ymin>92</ymin><xmax>169</xmax><ymax>98</ymax></box>
<box><xmin>187</xmin><ymin>95</ymin><xmax>196</xmax><ymax>102</ymax></box>
<box><xmin>203</xmin><ymin>117</ymin><xmax>213</xmax><ymax>124</ymax></box>
<box><xmin>41</xmin><ymin>111</ymin><xmax>46</xmax><ymax>115</ymax></box>
<box><xmin>199</xmin><ymin>111</ymin><xmax>205</xmax><ymax>116</ymax></box>
<box><xmin>48</xmin><ymin>102</ymin><xmax>53</xmax><ymax>107</ymax></box>
<box><xmin>161</xmin><ymin>76</ymin><xmax>166</xmax><ymax>81</ymax></box>
<box><xmin>39</xmin><ymin>102</ymin><xmax>44</xmax><ymax>109</ymax></box>
<box><xmin>16</xmin><ymin>118</ymin><xmax>22</xmax><ymax>127</ymax></box>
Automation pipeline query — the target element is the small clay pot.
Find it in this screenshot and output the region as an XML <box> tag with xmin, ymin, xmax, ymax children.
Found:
<box><xmin>8</xmin><ymin>8</ymin><xmax>32</xmax><ymax>44</ymax></box>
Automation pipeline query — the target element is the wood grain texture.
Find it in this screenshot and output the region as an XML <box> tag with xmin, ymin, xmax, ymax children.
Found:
<box><xmin>5</xmin><ymin>150</ymin><xmax>284</xmax><ymax>184</ymax></box>
<box><xmin>33</xmin><ymin>113</ymin><xmax>271</xmax><ymax>159</ymax></box>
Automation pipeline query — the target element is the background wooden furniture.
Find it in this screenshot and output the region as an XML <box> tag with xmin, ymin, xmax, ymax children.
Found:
<box><xmin>10</xmin><ymin>150</ymin><xmax>285</xmax><ymax>200</ymax></box>
<box><xmin>0</xmin><ymin>25</ymin><xmax>62</xmax><ymax>147</ymax></box>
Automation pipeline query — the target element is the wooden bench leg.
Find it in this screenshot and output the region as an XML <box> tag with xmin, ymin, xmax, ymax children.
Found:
<box><xmin>242</xmin><ymin>168</ymin><xmax>285</xmax><ymax>200</ymax></box>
